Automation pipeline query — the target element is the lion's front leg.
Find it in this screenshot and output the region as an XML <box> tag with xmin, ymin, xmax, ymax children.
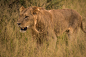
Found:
<box><xmin>47</xmin><ymin>29</ymin><xmax>57</xmax><ymax>53</ymax></box>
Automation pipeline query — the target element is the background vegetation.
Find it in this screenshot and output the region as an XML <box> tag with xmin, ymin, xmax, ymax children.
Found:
<box><xmin>0</xmin><ymin>0</ymin><xmax>86</xmax><ymax>57</ymax></box>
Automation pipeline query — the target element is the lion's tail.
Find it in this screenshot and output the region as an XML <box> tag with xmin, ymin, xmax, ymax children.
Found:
<box><xmin>80</xmin><ymin>22</ymin><xmax>86</xmax><ymax>33</ymax></box>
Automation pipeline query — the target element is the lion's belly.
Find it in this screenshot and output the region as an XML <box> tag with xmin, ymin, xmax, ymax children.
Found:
<box><xmin>54</xmin><ymin>19</ymin><xmax>68</xmax><ymax>36</ymax></box>
<box><xmin>51</xmin><ymin>11</ymin><xmax>69</xmax><ymax>36</ymax></box>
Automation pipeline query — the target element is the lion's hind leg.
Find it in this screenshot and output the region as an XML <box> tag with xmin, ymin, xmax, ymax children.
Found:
<box><xmin>66</xmin><ymin>26</ymin><xmax>80</xmax><ymax>40</ymax></box>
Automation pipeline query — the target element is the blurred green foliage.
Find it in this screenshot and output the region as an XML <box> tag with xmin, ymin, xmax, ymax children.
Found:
<box><xmin>0</xmin><ymin>0</ymin><xmax>64</xmax><ymax>9</ymax></box>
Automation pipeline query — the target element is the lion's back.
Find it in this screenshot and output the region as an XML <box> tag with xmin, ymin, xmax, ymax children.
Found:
<box><xmin>49</xmin><ymin>9</ymin><xmax>82</xmax><ymax>36</ymax></box>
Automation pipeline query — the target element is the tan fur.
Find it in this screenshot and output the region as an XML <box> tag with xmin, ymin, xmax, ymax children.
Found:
<box><xmin>17</xmin><ymin>6</ymin><xmax>86</xmax><ymax>48</ymax></box>
<box><xmin>19</xmin><ymin>6</ymin><xmax>25</xmax><ymax>13</ymax></box>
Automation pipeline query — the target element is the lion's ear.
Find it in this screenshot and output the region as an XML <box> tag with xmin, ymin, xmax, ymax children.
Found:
<box><xmin>19</xmin><ymin>6</ymin><xmax>25</xmax><ymax>12</ymax></box>
<box><xmin>33</xmin><ymin>6</ymin><xmax>40</xmax><ymax>14</ymax></box>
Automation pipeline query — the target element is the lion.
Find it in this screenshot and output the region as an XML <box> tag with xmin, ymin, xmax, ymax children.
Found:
<box><xmin>17</xmin><ymin>6</ymin><xmax>86</xmax><ymax>50</ymax></box>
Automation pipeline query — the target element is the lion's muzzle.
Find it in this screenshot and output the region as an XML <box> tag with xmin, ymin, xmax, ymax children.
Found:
<box><xmin>17</xmin><ymin>22</ymin><xmax>29</xmax><ymax>33</ymax></box>
<box><xmin>21</xmin><ymin>27</ymin><xmax>27</xmax><ymax>31</ymax></box>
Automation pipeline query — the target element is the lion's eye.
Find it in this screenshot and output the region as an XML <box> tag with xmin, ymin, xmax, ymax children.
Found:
<box><xmin>25</xmin><ymin>16</ymin><xmax>29</xmax><ymax>18</ymax></box>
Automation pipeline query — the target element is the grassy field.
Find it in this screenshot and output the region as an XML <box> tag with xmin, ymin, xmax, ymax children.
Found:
<box><xmin>0</xmin><ymin>0</ymin><xmax>86</xmax><ymax>57</ymax></box>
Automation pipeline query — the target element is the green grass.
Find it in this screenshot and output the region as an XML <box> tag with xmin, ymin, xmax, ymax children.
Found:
<box><xmin>0</xmin><ymin>0</ymin><xmax>86</xmax><ymax>57</ymax></box>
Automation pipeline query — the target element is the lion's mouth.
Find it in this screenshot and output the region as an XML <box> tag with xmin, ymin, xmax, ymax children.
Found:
<box><xmin>21</xmin><ymin>27</ymin><xmax>27</xmax><ymax>31</ymax></box>
<box><xmin>20</xmin><ymin>27</ymin><xmax>27</xmax><ymax>33</ymax></box>
<box><xmin>18</xmin><ymin>26</ymin><xmax>30</xmax><ymax>33</ymax></box>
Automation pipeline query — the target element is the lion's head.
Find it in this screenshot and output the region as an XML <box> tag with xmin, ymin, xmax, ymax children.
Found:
<box><xmin>17</xmin><ymin>6</ymin><xmax>42</xmax><ymax>33</ymax></box>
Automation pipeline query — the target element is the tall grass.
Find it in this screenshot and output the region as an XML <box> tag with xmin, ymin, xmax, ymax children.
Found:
<box><xmin>0</xmin><ymin>0</ymin><xmax>86</xmax><ymax>57</ymax></box>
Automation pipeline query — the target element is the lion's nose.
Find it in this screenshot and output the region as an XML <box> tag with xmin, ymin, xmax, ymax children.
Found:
<box><xmin>17</xmin><ymin>23</ymin><xmax>21</xmax><ymax>25</ymax></box>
